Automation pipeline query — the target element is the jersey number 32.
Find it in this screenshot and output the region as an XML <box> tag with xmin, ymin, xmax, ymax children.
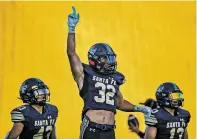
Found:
<box><xmin>94</xmin><ymin>82</ymin><xmax>115</xmax><ymax>105</ymax></box>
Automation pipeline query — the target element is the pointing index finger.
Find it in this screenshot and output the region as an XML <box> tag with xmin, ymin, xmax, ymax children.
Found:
<box><xmin>72</xmin><ymin>6</ymin><xmax>76</xmax><ymax>15</ymax></box>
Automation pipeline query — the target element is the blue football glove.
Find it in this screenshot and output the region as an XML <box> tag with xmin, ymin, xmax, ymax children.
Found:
<box><xmin>134</xmin><ymin>105</ymin><xmax>152</xmax><ymax>116</ymax></box>
<box><xmin>67</xmin><ymin>6</ymin><xmax>80</xmax><ymax>33</ymax></box>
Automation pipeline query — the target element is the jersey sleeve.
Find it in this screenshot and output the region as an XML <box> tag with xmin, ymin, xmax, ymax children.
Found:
<box><xmin>10</xmin><ymin>106</ymin><xmax>27</xmax><ymax>123</ymax></box>
<box><xmin>82</xmin><ymin>63</ymin><xmax>91</xmax><ymax>74</ymax></box>
<box><xmin>185</xmin><ymin>110</ymin><xmax>191</xmax><ymax>126</ymax></box>
<box><xmin>179</xmin><ymin>108</ymin><xmax>191</xmax><ymax>127</ymax></box>
<box><xmin>145</xmin><ymin>110</ymin><xmax>158</xmax><ymax>127</ymax></box>
<box><xmin>48</xmin><ymin>104</ymin><xmax>58</xmax><ymax>118</ymax></box>
<box><xmin>115</xmin><ymin>72</ymin><xmax>126</xmax><ymax>85</ymax></box>
<box><xmin>53</xmin><ymin>105</ymin><xmax>58</xmax><ymax>118</ymax></box>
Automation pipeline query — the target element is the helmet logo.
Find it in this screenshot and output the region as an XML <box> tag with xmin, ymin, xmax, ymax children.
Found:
<box><xmin>21</xmin><ymin>85</ymin><xmax>28</xmax><ymax>94</ymax></box>
<box><xmin>157</xmin><ymin>85</ymin><xmax>164</xmax><ymax>93</ymax></box>
<box><xmin>89</xmin><ymin>47</ymin><xmax>97</xmax><ymax>55</ymax></box>
<box><xmin>171</xmin><ymin>82</ymin><xmax>179</xmax><ymax>91</ymax></box>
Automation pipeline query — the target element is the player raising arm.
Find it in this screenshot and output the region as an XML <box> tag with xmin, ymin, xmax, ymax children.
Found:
<box><xmin>67</xmin><ymin>6</ymin><xmax>151</xmax><ymax>139</ymax></box>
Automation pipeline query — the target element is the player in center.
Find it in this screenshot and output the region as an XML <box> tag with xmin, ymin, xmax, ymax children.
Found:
<box><xmin>67</xmin><ymin>6</ymin><xmax>151</xmax><ymax>139</ymax></box>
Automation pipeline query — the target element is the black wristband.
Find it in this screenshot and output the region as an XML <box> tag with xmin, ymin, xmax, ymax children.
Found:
<box><xmin>137</xmin><ymin>131</ymin><xmax>145</xmax><ymax>138</ymax></box>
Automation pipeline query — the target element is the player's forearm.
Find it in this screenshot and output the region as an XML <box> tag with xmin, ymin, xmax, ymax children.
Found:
<box><xmin>117</xmin><ymin>100</ymin><xmax>135</xmax><ymax>112</ymax></box>
<box><xmin>184</xmin><ymin>135</ymin><xmax>188</xmax><ymax>139</ymax></box>
<box><xmin>49</xmin><ymin>127</ymin><xmax>57</xmax><ymax>139</ymax></box>
<box><xmin>117</xmin><ymin>99</ymin><xmax>151</xmax><ymax>115</ymax></box>
<box><xmin>67</xmin><ymin>33</ymin><xmax>76</xmax><ymax>56</ymax></box>
<box><xmin>7</xmin><ymin>133</ymin><xmax>18</xmax><ymax>139</ymax></box>
<box><xmin>7</xmin><ymin>137</ymin><xmax>17</xmax><ymax>139</ymax></box>
<box><xmin>49</xmin><ymin>132</ymin><xmax>57</xmax><ymax>139</ymax></box>
<box><xmin>144</xmin><ymin>132</ymin><xmax>156</xmax><ymax>139</ymax></box>
<box><xmin>144</xmin><ymin>126</ymin><xmax>157</xmax><ymax>139</ymax></box>
<box><xmin>184</xmin><ymin>130</ymin><xmax>188</xmax><ymax>139</ymax></box>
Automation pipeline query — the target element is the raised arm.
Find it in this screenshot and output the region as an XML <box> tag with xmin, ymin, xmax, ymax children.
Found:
<box><xmin>67</xmin><ymin>6</ymin><xmax>84</xmax><ymax>89</ymax></box>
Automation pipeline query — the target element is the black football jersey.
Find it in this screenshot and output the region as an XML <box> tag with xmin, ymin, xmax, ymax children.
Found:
<box><xmin>11</xmin><ymin>103</ymin><xmax>58</xmax><ymax>139</ymax></box>
<box><xmin>80</xmin><ymin>63</ymin><xmax>125</xmax><ymax>116</ymax></box>
<box><xmin>145</xmin><ymin>107</ymin><xmax>190</xmax><ymax>139</ymax></box>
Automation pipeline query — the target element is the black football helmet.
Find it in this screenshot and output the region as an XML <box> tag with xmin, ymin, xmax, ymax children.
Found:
<box><xmin>156</xmin><ymin>82</ymin><xmax>184</xmax><ymax>109</ymax></box>
<box><xmin>88</xmin><ymin>43</ymin><xmax>117</xmax><ymax>74</ymax></box>
<box><xmin>19</xmin><ymin>78</ymin><xmax>50</xmax><ymax>106</ymax></box>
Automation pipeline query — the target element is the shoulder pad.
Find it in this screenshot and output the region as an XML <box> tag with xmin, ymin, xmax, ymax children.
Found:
<box><xmin>82</xmin><ymin>63</ymin><xmax>93</xmax><ymax>74</ymax></box>
<box><xmin>114</xmin><ymin>72</ymin><xmax>125</xmax><ymax>85</ymax></box>
<box><xmin>145</xmin><ymin>108</ymin><xmax>159</xmax><ymax>127</ymax></box>
<box><xmin>178</xmin><ymin>108</ymin><xmax>191</xmax><ymax>123</ymax></box>
<box><xmin>46</xmin><ymin>104</ymin><xmax>58</xmax><ymax>117</ymax></box>
<box><xmin>10</xmin><ymin>105</ymin><xmax>28</xmax><ymax>122</ymax></box>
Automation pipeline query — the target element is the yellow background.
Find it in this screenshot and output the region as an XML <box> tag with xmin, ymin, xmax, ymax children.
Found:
<box><xmin>0</xmin><ymin>1</ymin><xmax>196</xmax><ymax>139</ymax></box>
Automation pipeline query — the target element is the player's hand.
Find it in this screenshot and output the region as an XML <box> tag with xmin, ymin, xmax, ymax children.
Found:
<box><xmin>129</xmin><ymin>123</ymin><xmax>140</xmax><ymax>133</ymax></box>
<box><xmin>67</xmin><ymin>6</ymin><xmax>80</xmax><ymax>33</ymax></box>
<box><xmin>134</xmin><ymin>105</ymin><xmax>152</xmax><ymax>116</ymax></box>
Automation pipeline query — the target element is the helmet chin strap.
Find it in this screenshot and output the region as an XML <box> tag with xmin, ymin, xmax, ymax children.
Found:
<box><xmin>37</xmin><ymin>101</ymin><xmax>46</xmax><ymax>106</ymax></box>
<box><xmin>30</xmin><ymin>102</ymin><xmax>46</xmax><ymax>106</ymax></box>
<box><xmin>162</xmin><ymin>100</ymin><xmax>179</xmax><ymax>109</ymax></box>
<box><xmin>170</xmin><ymin>102</ymin><xmax>179</xmax><ymax>108</ymax></box>
<box><xmin>29</xmin><ymin>97</ymin><xmax>46</xmax><ymax>106</ymax></box>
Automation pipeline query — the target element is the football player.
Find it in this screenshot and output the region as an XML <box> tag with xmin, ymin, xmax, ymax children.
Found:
<box><xmin>128</xmin><ymin>98</ymin><xmax>158</xmax><ymax>139</ymax></box>
<box><xmin>6</xmin><ymin>78</ymin><xmax>58</xmax><ymax>139</ymax></box>
<box><xmin>67</xmin><ymin>6</ymin><xmax>151</xmax><ymax>139</ymax></box>
<box><xmin>144</xmin><ymin>82</ymin><xmax>190</xmax><ymax>139</ymax></box>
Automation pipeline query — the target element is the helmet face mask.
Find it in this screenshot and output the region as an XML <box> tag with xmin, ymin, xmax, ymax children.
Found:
<box><xmin>168</xmin><ymin>91</ymin><xmax>184</xmax><ymax>108</ymax></box>
<box><xmin>32</xmin><ymin>88</ymin><xmax>50</xmax><ymax>105</ymax></box>
<box><xmin>156</xmin><ymin>82</ymin><xmax>184</xmax><ymax>109</ymax></box>
<box><xmin>88</xmin><ymin>43</ymin><xmax>117</xmax><ymax>74</ymax></box>
<box><xmin>20</xmin><ymin>78</ymin><xmax>50</xmax><ymax>106</ymax></box>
